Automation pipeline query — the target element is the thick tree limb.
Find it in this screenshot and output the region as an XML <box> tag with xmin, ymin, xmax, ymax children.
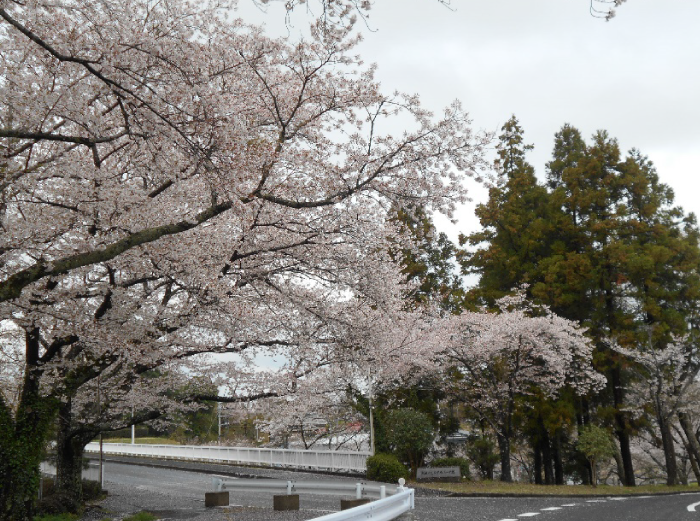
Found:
<box><xmin>0</xmin><ymin>201</ymin><xmax>233</xmax><ymax>303</ymax></box>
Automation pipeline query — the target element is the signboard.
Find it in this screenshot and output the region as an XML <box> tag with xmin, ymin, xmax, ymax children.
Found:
<box><xmin>416</xmin><ymin>466</ymin><xmax>461</xmax><ymax>482</ymax></box>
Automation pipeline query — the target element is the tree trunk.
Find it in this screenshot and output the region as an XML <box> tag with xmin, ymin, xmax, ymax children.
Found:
<box><xmin>576</xmin><ymin>407</ymin><xmax>591</xmax><ymax>486</ymax></box>
<box><xmin>611</xmin><ymin>366</ymin><xmax>636</xmax><ymax>486</ymax></box>
<box><xmin>541</xmin><ymin>429</ymin><xmax>554</xmax><ymax>485</ymax></box>
<box><xmin>678</xmin><ymin>411</ymin><xmax>700</xmax><ymax>485</ymax></box>
<box><xmin>0</xmin><ymin>328</ymin><xmax>56</xmax><ymax>521</ymax></box>
<box><xmin>55</xmin><ymin>400</ymin><xmax>82</xmax><ymax>502</ymax></box>
<box><xmin>613</xmin><ymin>440</ymin><xmax>626</xmax><ymax>486</ymax></box>
<box><xmin>659</xmin><ymin>416</ymin><xmax>679</xmax><ymax>486</ymax></box>
<box><xmin>533</xmin><ymin>442</ymin><xmax>543</xmax><ymax>485</ymax></box>
<box><xmin>553</xmin><ymin>430</ymin><xmax>564</xmax><ymax>485</ymax></box>
<box><xmin>54</xmin><ymin>399</ymin><xmax>97</xmax><ymax>507</ymax></box>
<box><xmin>497</xmin><ymin>433</ymin><xmax>512</xmax><ymax>482</ymax></box>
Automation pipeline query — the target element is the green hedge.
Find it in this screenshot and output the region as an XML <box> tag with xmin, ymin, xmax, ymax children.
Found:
<box><xmin>431</xmin><ymin>457</ymin><xmax>471</xmax><ymax>480</ymax></box>
<box><xmin>366</xmin><ymin>453</ymin><xmax>409</xmax><ymax>483</ymax></box>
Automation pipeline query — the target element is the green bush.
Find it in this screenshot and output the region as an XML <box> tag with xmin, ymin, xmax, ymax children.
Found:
<box><xmin>384</xmin><ymin>408</ymin><xmax>435</xmax><ymax>477</ymax></box>
<box><xmin>82</xmin><ymin>479</ymin><xmax>105</xmax><ymax>501</ymax></box>
<box><xmin>36</xmin><ymin>492</ymin><xmax>80</xmax><ymax>516</ymax></box>
<box><xmin>431</xmin><ymin>457</ymin><xmax>471</xmax><ymax>480</ymax></box>
<box><xmin>366</xmin><ymin>453</ymin><xmax>409</xmax><ymax>483</ymax></box>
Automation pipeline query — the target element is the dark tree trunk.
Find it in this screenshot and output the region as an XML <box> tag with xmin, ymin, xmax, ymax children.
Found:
<box><xmin>678</xmin><ymin>411</ymin><xmax>700</xmax><ymax>485</ymax></box>
<box><xmin>496</xmin><ymin>433</ymin><xmax>512</xmax><ymax>482</ymax></box>
<box><xmin>54</xmin><ymin>399</ymin><xmax>96</xmax><ymax>506</ymax></box>
<box><xmin>576</xmin><ymin>405</ymin><xmax>591</xmax><ymax>486</ymax></box>
<box><xmin>541</xmin><ymin>429</ymin><xmax>554</xmax><ymax>485</ymax></box>
<box><xmin>613</xmin><ymin>441</ymin><xmax>626</xmax><ymax>486</ymax></box>
<box><xmin>659</xmin><ymin>416</ymin><xmax>679</xmax><ymax>486</ymax></box>
<box><xmin>553</xmin><ymin>430</ymin><xmax>564</xmax><ymax>485</ymax></box>
<box><xmin>533</xmin><ymin>440</ymin><xmax>544</xmax><ymax>485</ymax></box>
<box><xmin>0</xmin><ymin>328</ymin><xmax>56</xmax><ymax>521</ymax></box>
<box><xmin>611</xmin><ymin>366</ymin><xmax>636</xmax><ymax>486</ymax></box>
<box><xmin>56</xmin><ymin>400</ymin><xmax>83</xmax><ymax>503</ymax></box>
<box><xmin>533</xmin><ymin>442</ymin><xmax>543</xmax><ymax>485</ymax></box>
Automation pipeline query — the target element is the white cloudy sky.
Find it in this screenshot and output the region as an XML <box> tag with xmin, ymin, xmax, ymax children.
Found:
<box><xmin>239</xmin><ymin>0</ymin><xmax>700</xmax><ymax>242</ymax></box>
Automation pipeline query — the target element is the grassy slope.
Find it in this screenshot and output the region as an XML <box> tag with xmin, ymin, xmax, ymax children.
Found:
<box><xmin>415</xmin><ymin>480</ymin><xmax>700</xmax><ymax>496</ymax></box>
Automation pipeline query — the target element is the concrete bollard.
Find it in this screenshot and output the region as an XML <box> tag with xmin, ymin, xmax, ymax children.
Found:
<box><xmin>205</xmin><ymin>491</ymin><xmax>229</xmax><ymax>507</ymax></box>
<box><xmin>273</xmin><ymin>494</ymin><xmax>300</xmax><ymax>511</ymax></box>
<box><xmin>340</xmin><ymin>498</ymin><xmax>371</xmax><ymax>510</ymax></box>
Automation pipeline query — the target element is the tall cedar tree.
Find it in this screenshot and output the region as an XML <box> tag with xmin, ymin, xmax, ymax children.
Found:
<box><xmin>461</xmin><ymin>119</ymin><xmax>700</xmax><ymax>486</ymax></box>
<box><xmin>459</xmin><ymin>116</ymin><xmax>551</xmax><ymax>305</ymax></box>
<box><xmin>460</xmin><ymin>118</ymin><xmax>578</xmax><ymax>484</ymax></box>
<box><xmin>540</xmin><ymin>127</ymin><xmax>700</xmax><ymax>486</ymax></box>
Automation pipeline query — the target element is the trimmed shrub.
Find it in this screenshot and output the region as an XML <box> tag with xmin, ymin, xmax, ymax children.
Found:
<box><xmin>366</xmin><ymin>453</ymin><xmax>409</xmax><ymax>483</ymax></box>
<box><xmin>384</xmin><ymin>408</ymin><xmax>435</xmax><ymax>477</ymax></box>
<box><xmin>431</xmin><ymin>457</ymin><xmax>471</xmax><ymax>480</ymax></box>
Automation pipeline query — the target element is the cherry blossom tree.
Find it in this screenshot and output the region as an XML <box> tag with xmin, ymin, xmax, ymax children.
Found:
<box><xmin>251</xmin><ymin>299</ymin><xmax>447</xmax><ymax>450</ymax></box>
<box><xmin>0</xmin><ymin>0</ymin><xmax>488</xmax><ymax>516</ymax></box>
<box><xmin>441</xmin><ymin>289</ymin><xmax>605</xmax><ymax>482</ymax></box>
<box><xmin>612</xmin><ymin>337</ymin><xmax>700</xmax><ymax>485</ymax></box>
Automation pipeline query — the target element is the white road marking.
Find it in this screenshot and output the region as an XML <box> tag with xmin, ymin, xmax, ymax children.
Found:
<box><xmin>541</xmin><ymin>507</ymin><xmax>562</xmax><ymax>511</ymax></box>
<box><xmin>608</xmin><ymin>497</ymin><xmax>627</xmax><ymax>501</ymax></box>
<box><xmin>687</xmin><ymin>501</ymin><xmax>700</xmax><ymax>512</ymax></box>
<box><xmin>561</xmin><ymin>503</ymin><xmax>577</xmax><ymax>506</ymax></box>
<box><xmin>586</xmin><ymin>499</ymin><xmax>607</xmax><ymax>503</ymax></box>
<box><xmin>636</xmin><ymin>495</ymin><xmax>652</xmax><ymax>499</ymax></box>
<box><xmin>518</xmin><ymin>514</ymin><xmax>540</xmax><ymax>518</ymax></box>
<box><xmin>497</xmin><ymin>519</ymin><xmax>518</xmax><ymax>521</ymax></box>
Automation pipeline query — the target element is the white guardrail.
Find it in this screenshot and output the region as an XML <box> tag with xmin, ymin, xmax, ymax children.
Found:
<box><xmin>312</xmin><ymin>488</ymin><xmax>414</xmax><ymax>521</ymax></box>
<box><xmin>212</xmin><ymin>478</ymin><xmax>399</xmax><ymax>498</ymax></box>
<box><xmin>84</xmin><ymin>443</ymin><xmax>371</xmax><ymax>473</ymax></box>
<box><xmin>212</xmin><ymin>477</ymin><xmax>414</xmax><ymax>521</ymax></box>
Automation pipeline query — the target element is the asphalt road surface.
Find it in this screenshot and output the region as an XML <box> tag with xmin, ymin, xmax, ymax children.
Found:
<box><xmin>93</xmin><ymin>459</ymin><xmax>700</xmax><ymax>521</ymax></box>
<box><xmin>411</xmin><ymin>494</ymin><xmax>700</xmax><ymax>521</ymax></box>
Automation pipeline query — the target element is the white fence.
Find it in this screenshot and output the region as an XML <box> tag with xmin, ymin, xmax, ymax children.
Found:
<box><xmin>85</xmin><ymin>443</ymin><xmax>370</xmax><ymax>473</ymax></box>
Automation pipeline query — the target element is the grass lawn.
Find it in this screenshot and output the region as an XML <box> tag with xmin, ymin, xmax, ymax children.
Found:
<box><xmin>415</xmin><ymin>480</ymin><xmax>700</xmax><ymax>496</ymax></box>
<box><xmin>100</xmin><ymin>437</ymin><xmax>180</xmax><ymax>445</ymax></box>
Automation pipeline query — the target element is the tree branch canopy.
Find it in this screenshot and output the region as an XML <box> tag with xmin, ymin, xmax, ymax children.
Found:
<box><xmin>0</xmin><ymin>201</ymin><xmax>233</xmax><ymax>303</ymax></box>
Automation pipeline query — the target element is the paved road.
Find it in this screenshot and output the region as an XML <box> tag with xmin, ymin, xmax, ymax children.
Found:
<box><xmin>411</xmin><ymin>494</ymin><xmax>700</xmax><ymax>521</ymax></box>
<box><xmin>93</xmin><ymin>459</ymin><xmax>700</xmax><ymax>521</ymax></box>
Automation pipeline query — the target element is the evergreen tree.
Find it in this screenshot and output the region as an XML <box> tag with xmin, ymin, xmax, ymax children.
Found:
<box><xmin>393</xmin><ymin>205</ymin><xmax>465</xmax><ymax>313</ymax></box>
<box><xmin>459</xmin><ymin>116</ymin><xmax>551</xmax><ymax>306</ymax></box>
<box><xmin>538</xmin><ymin>128</ymin><xmax>700</xmax><ymax>486</ymax></box>
<box><xmin>461</xmin><ymin>119</ymin><xmax>700</xmax><ymax>486</ymax></box>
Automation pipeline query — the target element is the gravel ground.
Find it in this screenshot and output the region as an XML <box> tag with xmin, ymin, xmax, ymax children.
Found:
<box><xmin>80</xmin><ymin>482</ymin><xmax>321</xmax><ymax>521</ymax></box>
<box><xmin>78</xmin><ymin>456</ymin><xmax>419</xmax><ymax>521</ymax></box>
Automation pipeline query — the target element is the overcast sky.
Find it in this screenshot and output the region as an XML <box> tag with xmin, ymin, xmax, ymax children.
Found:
<box><xmin>239</xmin><ymin>0</ymin><xmax>700</xmax><ymax>243</ymax></box>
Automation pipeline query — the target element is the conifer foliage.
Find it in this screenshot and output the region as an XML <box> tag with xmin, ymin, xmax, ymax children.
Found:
<box><xmin>461</xmin><ymin>116</ymin><xmax>700</xmax><ymax>486</ymax></box>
